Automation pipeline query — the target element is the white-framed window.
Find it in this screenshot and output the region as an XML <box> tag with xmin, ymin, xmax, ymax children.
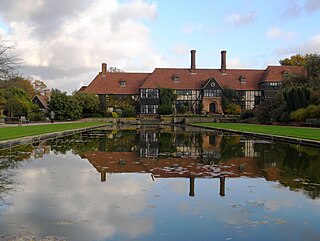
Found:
<box><xmin>140</xmin><ymin>104</ymin><xmax>159</xmax><ymax>114</ymax></box>
<box><xmin>140</xmin><ymin>89</ymin><xmax>159</xmax><ymax>98</ymax></box>
<box><xmin>204</xmin><ymin>89</ymin><xmax>222</xmax><ymax>97</ymax></box>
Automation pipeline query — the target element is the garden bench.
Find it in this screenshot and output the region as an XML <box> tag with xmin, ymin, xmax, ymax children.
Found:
<box><xmin>19</xmin><ymin>116</ymin><xmax>29</xmax><ymax>125</ymax></box>
<box><xmin>305</xmin><ymin>118</ymin><xmax>320</xmax><ymax>127</ymax></box>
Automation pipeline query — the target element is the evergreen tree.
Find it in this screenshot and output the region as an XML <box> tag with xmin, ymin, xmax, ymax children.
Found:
<box><xmin>48</xmin><ymin>89</ymin><xmax>82</xmax><ymax>120</ymax></box>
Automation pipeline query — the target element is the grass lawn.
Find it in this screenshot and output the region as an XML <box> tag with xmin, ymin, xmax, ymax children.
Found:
<box><xmin>0</xmin><ymin>122</ymin><xmax>105</xmax><ymax>141</ymax></box>
<box><xmin>195</xmin><ymin>123</ymin><xmax>320</xmax><ymax>141</ymax></box>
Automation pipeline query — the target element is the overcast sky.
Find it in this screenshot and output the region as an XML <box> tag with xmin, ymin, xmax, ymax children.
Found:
<box><xmin>0</xmin><ymin>0</ymin><xmax>320</xmax><ymax>93</ymax></box>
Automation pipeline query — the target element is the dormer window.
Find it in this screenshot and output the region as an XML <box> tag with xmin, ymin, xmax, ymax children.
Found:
<box><xmin>282</xmin><ymin>71</ymin><xmax>289</xmax><ymax>77</ymax></box>
<box><xmin>120</xmin><ymin>79</ymin><xmax>126</xmax><ymax>87</ymax></box>
<box><xmin>172</xmin><ymin>74</ymin><xmax>180</xmax><ymax>82</ymax></box>
<box><xmin>240</xmin><ymin>75</ymin><xmax>246</xmax><ymax>83</ymax></box>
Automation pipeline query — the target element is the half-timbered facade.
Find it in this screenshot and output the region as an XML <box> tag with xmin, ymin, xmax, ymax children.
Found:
<box><xmin>81</xmin><ymin>50</ymin><xmax>305</xmax><ymax>115</ymax></box>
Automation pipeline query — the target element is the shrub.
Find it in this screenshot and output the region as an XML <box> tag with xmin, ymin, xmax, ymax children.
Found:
<box><xmin>224</xmin><ymin>103</ymin><xmax>241</xmax><ymax>115</ymax></box>
<box><xmin>121</xmin><ymin>107</ymin><xmax>136</xmax><ymax>117</ymax></box>
<box><xmin>290</xmin><ymin>108</ymin><xmax>307</xmax><ymax>122</ymax></box>
<box><xmin>157</xmin><ymin>104</ymin><xmax>173</xmax><ymax>115</ymax></box>
<box><xmin>111</xmin><ymin>112</ymin><xmax>119</xmax><ymax>118</ymax></box>
<box><xmin>239</xmin><ymin>109</ymin><xmax>254</xmax><ymax>120</ymax></box>
<box><xmin>289</xmin><ymin>104</ymin><xmax>320</xmax><ymax>122</ymax></box>
<box><xmin>176</xmin><ymin>103</ymin><xmax>188</xmax><ymax>114</ymax></box>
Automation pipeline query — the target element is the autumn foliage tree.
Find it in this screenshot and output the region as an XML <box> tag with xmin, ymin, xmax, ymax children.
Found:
<box><xmin>279</xmin><ymin>54</ymin><xmax>306</xmax><ymax>66</ymax></box>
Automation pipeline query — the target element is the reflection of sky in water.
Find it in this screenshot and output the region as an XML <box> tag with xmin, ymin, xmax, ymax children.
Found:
<box><xmin>1</xmin><ymin>151</ymin><xmax>320</xmax><ymax>241</ymax></box>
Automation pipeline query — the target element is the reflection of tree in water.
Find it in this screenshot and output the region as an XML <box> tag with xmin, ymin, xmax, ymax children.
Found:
<box><xmin>0</xmin><ymin>145</ymin><xmax>34</xmax><ymax>205</ymax></box>
<box><xmin>48</xmin><ymin>130</ymin><xmax>320</xmax><ymax>201</ymax></box>
<box><xmin>2</xmin><ymin>128</ymin><xmax>320</xmax><ymax>202</ymax></box>
<box><xmin>220</xmin><ymin>135</ymin><xmax>244</xmax><ymax>159</ymax></box>
<box><xmin>0</xmin><ymin>142</ymin><xmax>52</xmax><ymax>205</ymax></box>
<box><xmin>47</xmin><ymin>130</ymin><xmax>139</xmax><ymax>154</ymax></box>
<box><xmin>158</xmin><ymin>132</ymin><xmax>176</xmax><ymax>154</ymax></box>
<box><xmin>255</xmin><ymin>141</ymin><xmax>320</xmax><ymax>199</ymax></box>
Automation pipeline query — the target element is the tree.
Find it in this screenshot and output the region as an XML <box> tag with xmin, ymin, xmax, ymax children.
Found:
<box><xmin>222</xmin><ymin>87</ymin><xmax>241</xmax><ymax>112</ymax></box>
<box><xmin>32</xmin><ymin>79</ymin><xmax>47</xmax><ymax>96</ymax></box>
<box><xmin>108</xmin><ymin>66</ymin><xmax>124</xmax><ymax>73</ymax></box>
<box><xmin>254</xmin><ymin>92</ymin><xmax>284</xmax><ymax>124</ymax></box>
<box><xmin>48</xmin><ymin>89</ymin><xmax>82</xmax><ymax>120</ymax></box>
<box><xmin>158</xmin><ymin>88</ymin><xmax>176</xmax><ymax>115</ymax></box>
<box><xmin>279</xmin><ymin>54</ymin><xmax>306</xmax><ymax>66</ymax></box>
<box><xmin>284</xmin><ymin>85</ymin><xmax>311</xmax><ymax>112</ymax></box>
<box><xmin>0</xmin><ymin>91</ymin><xmax>6</xmax><ymax>117</ymax></box>
<box><xmin>4</xmin><ymin>76</ymin><xmax>34</xmax><ymax>98</ymax></box>
<box><xmin>0</xmin><ymin>40</ymin><xmax>20</xmax><ymax>81</ymax></box>
<box><xmin>305</xmin><ymin>54</ymin><xmax>320</xmax><ymax>82</ymax></box>
<box><xmin>1</xmin><ymin>87</ymin><xmax>35</xmax><ymax>117</ymax></box>
<box><xmin>74</xmin><ymin>92</ymin><xmax>99</xmax><ymax>117</ymax></box>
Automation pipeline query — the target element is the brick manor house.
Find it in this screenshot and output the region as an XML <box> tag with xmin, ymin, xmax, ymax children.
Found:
<box><xmin>80</xmin><ymin>50</ymin><xmax>305</xmax><ymax>115</ymax></box>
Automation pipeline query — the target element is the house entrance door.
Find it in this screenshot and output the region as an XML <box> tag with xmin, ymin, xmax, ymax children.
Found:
<box><xmin>209</xmin><ymin>103</ymin><xmax>216</xmax><ymax>113</ymax></box>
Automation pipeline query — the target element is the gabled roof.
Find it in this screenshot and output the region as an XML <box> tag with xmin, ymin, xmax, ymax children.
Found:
<box><xmin>140</xmin><ymin>68</ymin><xmax>265</xmax><ymax>90</ymax></box>
<box><xmin>83</xmin><ymin>72</ymin><xmax>150</xmax><ymax>95</ymax></box>
<box><xmin>78</xmin><ymin>86</ymin><xmax>87</xmax><ymax>92</ymax></box>
<box><xmin>32</xmin><ymin>95</ymin><xmax>48</xmax><ymax>109</ymax></box>
<box><xmin>261</xmin><ymin>65</ymin><xmax>305</xmax><ymax>82</ymax></box>
<box><xmin>82</xmin><ymin>63</ymin><xmax>307</xmax><ymax>95</ymax></box>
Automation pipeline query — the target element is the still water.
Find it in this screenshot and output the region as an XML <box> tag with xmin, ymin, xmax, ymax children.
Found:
<box><xmin>1</xmin><ymin>126</ymin><xmax>320</xmax><ymax>241</ymax></box>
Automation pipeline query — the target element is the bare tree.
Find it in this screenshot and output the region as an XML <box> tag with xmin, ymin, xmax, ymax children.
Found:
<box><xmin>0</xmin><ymin>40</ymin><xmax>21</xmax><ymax>81</ymax></box>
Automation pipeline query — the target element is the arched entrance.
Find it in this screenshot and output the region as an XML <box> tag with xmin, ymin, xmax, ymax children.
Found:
<box><xmin>209</xmin><ymin>103</ymin><xmax>216</xmax><ymax>113</ymax></box>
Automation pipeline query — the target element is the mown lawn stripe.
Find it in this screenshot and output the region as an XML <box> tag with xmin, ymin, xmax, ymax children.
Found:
<box><xmin>195</xmin><ymin>123</ymin><xmax>320</xmax><ymax>141</ymax></box>
<box><xmin>0</xmin><ymin>122</ymin><xmax>105</xmax><ymax>141</ymax></box>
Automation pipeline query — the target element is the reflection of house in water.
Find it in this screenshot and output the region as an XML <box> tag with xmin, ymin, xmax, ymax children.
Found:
<box><xmin>80</xmin><ymin>129</ymin><xmax>284</xmax><ymax>197</ymax></box>
<box><xmin>83</xmin><ymin>151</ymin><xmax>270</xmax><ymax>198</ymax></box>
<box><xmin>83</xmin><ymin>151</ymin><xmax>232</xmax><ymax>197</ymax></box>
<box><xmin>241</xmin><ymin>139</ymin><xmax>261</xmax><ymax>158</ymax></box>
<box><xmin>139</xmin><ymin>131</ymin><xmax>159</xmax><ymax>158</ymax></box>
<box><xmin>139</xmin><ymin>129</ymin><xmax>223</xmax><ymax>161</ymax></box>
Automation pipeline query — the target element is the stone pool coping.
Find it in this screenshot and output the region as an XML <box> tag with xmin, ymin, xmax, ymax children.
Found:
<box><xmin>0</xmin><ymin>124</ymin><xmax>108</xmax><ymax>150</ymax></box>
<box><xmin>189</xmin><ymin>124</ymin><xmax>320</xmax><ymax>148</ymax></box>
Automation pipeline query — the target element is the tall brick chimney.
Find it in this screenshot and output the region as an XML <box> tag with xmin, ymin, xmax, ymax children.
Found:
<box><xmin>190</xmin><ymin>50</ymin><xmax>196</xmax><ymax>73</ymax></box>
<box><xmin>102</xmin><ymin>63</ymin><xmax>107</xmax><ymax>77</ymax></box>
<box><xmin>221</xmin><ymin>50</ymin><xmax>227</xmax><ymax>75</ymax></box>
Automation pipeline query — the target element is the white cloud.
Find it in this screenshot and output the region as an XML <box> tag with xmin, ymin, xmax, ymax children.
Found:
<box><xmin>296</xmin><ymin>34</ymin><xmax>320</xmax><ymax>53</ymax></box>
<box><xmin>282</xmin><ymin>0</ymin><xmax>302</xmax><ymax>18</ymax></box>
<box><xmin>224</xmin><ymin>11</ymin><xmax>257</xmax><ymax>26</ymax></box>
<box><xmin>172</xmin><ymin>43</ymin><xmax>189</xmax><ymax>55</ymax></box>
<box><xmin>267</xmin><ymin>27</ymin><xmax>296</xmax><ymax>40</ymax></box>
<box><xmin>228</xmin><ymin>57</ymin><xmax>248</xmax><ymax>68</ymax></box>
<box><xmin>271</xmin><ymin>34</ymin><xmax>320</xmax><ymax>67</ymax></box>
<box><xmin>282</xmin><ymin>0</ymin><xmax>320</xmax><ymax>18</ymax></box>
<box><xmin>0</xmin><ymin>0</ymin><xmax>164</xmax><ymax>93</ymax></box>
<box><xmin>305</xmin><ymin>0</ymin><xmax>320</xmax><ymax>13</ymax></box>
<box><xmin>182</xmin><ymin>23</ymin><xmax>214</xmax><ymax>35</ymax></box>
<box><xmin>0</xmin><ymin>154</ymin><xmax>154</xmax><ymax>240</ymax></box>
<box><xmin>275</xmin><ymin>34</ymin><xmax>320</xmax><ymax>58</ymax></box>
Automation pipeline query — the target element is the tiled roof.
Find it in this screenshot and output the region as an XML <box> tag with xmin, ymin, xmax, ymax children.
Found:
<box><xmin>261</xmin><ymin>65</ymin><xmax>305</xmax><ymax>82</ymax></box>
<box><xmin>83</xmin><ymin>72</ymin><xmax>150</xmax><ymax>95</ymax></box>
<box><xmin>78</xmin><ymin>86</ymin><xmax>87</xmax><ymax>92</ymax></box>
<box><xmin>82</xmin><ymin>65</ymin><xmax>306</xmax><ymax>95</ymax></box>
<box><xmin>32</xmin><ymin>95</ymin><xmax>48</xmax><ymax>109</ymax></box>
<box><xmin>140</xmin><ymin>68</ymin><xmax>265</xmax><ymax>90</ymax></box>
<box><xmin>83</xmin><ymin>151</ymin><xmax>266</xmax><ymax>179</ymax></box>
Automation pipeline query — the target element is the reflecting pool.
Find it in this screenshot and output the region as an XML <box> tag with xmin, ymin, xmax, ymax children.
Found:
<box><xmin>1</xmin><ymin>126</ymin><xmax>320</xmax><ymax>241</ymax></box>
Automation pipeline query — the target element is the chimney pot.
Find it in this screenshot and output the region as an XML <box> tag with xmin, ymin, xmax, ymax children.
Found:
<box><xmin>102</xmin><ymin>63</ymin><xmax>107</xmax><ymax>77</ymax></box>
<box><xmin>221</xmin><ymin>50</ymin><xmax>227</xmax><ymax>75</ymax></box>
<box><xmin>190</xmin><ymin>50</ymin><xmax>196</xmax><ymax>73</ymax></box>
